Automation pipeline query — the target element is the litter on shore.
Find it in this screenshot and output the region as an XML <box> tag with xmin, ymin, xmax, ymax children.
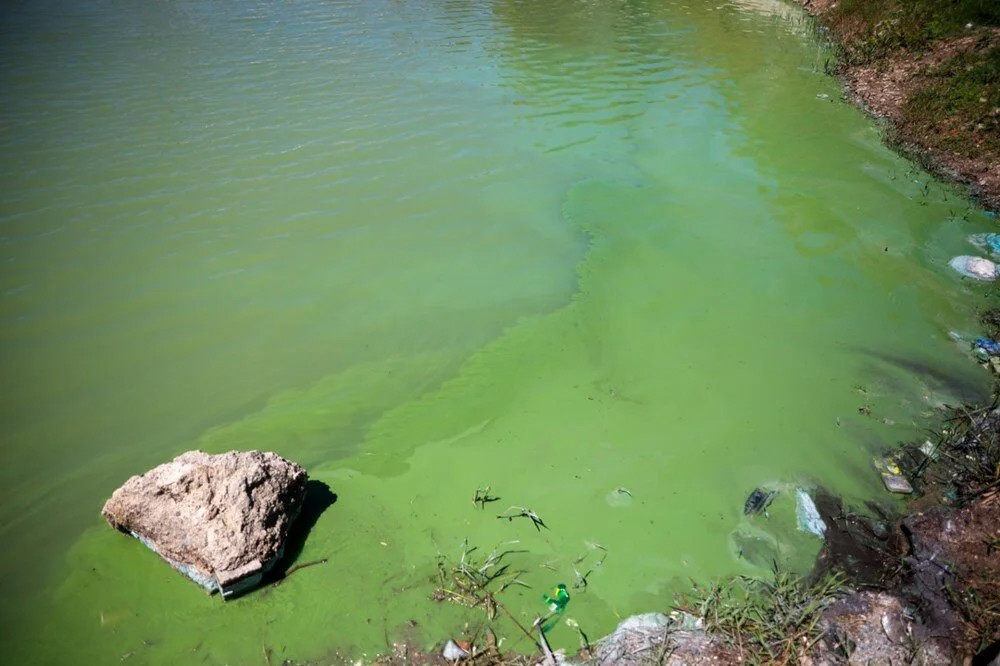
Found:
<box><xmin>948</xmin><ymin>255</ymin><xmax>998</xmax><ymax>280</ymax></box>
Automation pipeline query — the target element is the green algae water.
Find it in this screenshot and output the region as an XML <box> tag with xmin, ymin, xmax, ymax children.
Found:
<box><xmin>2</xmin><ymin>0</ymin><xmax>998</xmax><ymax>662</ymax></box>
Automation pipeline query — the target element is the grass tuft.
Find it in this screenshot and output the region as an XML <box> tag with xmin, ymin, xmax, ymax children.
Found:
<box><xmin>678</xmin><ymin>568</ymin><xmax>843</xmax><ymax>665</ymax></box>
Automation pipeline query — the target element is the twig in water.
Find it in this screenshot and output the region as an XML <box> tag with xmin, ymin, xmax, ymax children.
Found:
<box><xmin>473</xmin><ymin>486</ymin><xmax>500</xmax><ymax>509</ymax></box>
<box><xmin>497</xmin><ymin>506</ymin><xmax>548</xmax><ymax>531</ymax></box>
<box><xmin>495</xmin><ymin>597</ymin><xmax>542</xmax><ymax>652</ymax></box>
<box><xmin>274</xmin><ymin>558</ymin><xmax>328</xmax><ymax>586</ymax></box>
<box><xmin>496</xmin><ymin>577</ymin><xmax>531</xmax><ymax>593</ymax></box>
<box><xmin>575</xmin><ymin>541</ymin><xmax>609</xmax><ymax>566</ymax></box>
<box><xmin>566</xmin><ymin>618</ymin><xmax>591</xmax><ymax>653</ymax></box>
<box><xmin>534</xmin><ymin>617</ymin><xmax>558</xmax><ymax>666</ymax></box>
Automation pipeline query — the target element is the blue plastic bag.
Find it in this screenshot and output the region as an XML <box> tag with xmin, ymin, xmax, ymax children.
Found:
<box><xmin>988</xmin><ymin>234</ymin><xmax>1000</xmax><ymax>254</ymax></box>
<box><xmin>973</xmin><ymin>337</ymin><xmax>1000</xmax><ymax>357</ymax></box>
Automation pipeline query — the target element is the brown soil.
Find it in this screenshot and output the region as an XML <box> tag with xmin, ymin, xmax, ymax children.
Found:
<box><xmin>905</xmin><ymin>492</ymin><xmax>1000</xmax><ymax>652</ymax></box>
<box><xmin>812</xmin><ymin>490</ymin><xmax>1000</xmax><ymax>662</ymax></box>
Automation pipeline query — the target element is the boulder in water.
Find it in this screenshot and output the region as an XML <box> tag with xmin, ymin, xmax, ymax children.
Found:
<box><xmin>102</xmin><ymin>450</ymin><xmax>308</xmax><ymax>598</ymax></box>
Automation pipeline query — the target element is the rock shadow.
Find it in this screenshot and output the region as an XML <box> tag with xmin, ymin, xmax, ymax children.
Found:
<box><xmin>265</xmin><ymin>479</ymin><xmax>337</xmax><ymax>584</ymax></box>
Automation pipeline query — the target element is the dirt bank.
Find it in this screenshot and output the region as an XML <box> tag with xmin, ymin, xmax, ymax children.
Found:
<box><xmin>793</xmin><ymin>0</ymin><xmax>1000</xmax><ymax>211</ymax></box>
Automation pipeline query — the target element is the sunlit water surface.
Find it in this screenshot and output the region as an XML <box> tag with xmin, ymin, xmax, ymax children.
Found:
<box><xmin>1</xmin><ymin>0</ymin><xmax>996</xmax><ymax>662</ymax></box>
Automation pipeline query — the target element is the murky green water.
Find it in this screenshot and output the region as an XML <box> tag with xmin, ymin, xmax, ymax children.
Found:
<box><xmin>2</xmin><ymin>0</ymin><xmax>997</xmax><ymax>662</ymax></box>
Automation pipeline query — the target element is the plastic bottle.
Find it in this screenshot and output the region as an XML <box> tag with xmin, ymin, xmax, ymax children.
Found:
<box><xmin>543</xmin><ymin>584</ymin><xmax>570</xmax><ymax>613</ymax></box>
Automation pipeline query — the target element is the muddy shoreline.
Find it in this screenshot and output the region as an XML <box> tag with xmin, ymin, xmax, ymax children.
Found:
<box><xmin>782</xmin><ymin>1</ymin><xmax>1000</xmax><ymax>655</ymax></box>
<box><xmin>791</xmin><ymin>0</ymin><xmax>1000</xmax><ymax>213</ymax></box>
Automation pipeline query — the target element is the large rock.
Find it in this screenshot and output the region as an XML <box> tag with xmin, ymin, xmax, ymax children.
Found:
<box><xmin>102</xmin><ymin>450</ymin><xmax>308</xmax><ymax>598</ymax></box>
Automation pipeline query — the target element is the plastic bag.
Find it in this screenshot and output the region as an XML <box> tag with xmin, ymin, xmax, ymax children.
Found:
<box><xmin>948</xmin><ymin>255</ymin><xmax>998</xmax><ymax>280</ymax></box>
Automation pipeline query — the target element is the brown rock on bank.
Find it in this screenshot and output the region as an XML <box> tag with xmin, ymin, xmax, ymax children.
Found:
<box><xmin>904</xmin><ymin>493</ymin><xmax>1000</xmax><ymax>651</ymax></box>
<box><xmin>102</xmin><ymin>450</ymin><xmax>308</xmax><ymax>598</ymax></box>
<box><xmin>815</xmin><ymin>591</ymin><xmax>953</xmax><ymax>665</ymax></box>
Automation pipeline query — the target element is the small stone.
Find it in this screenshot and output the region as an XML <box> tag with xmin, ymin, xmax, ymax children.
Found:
<box><xmin>881</xmin><ymin>473</ymin><xmax>913</xmax><ymax>494</ymax></box>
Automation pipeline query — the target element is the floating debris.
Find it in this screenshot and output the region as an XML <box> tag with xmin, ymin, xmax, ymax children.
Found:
<box><xmin>496</xmin><ymin>506</ymin><xmax>548</xmax><ymax>531</ymax></box>
<box><xmin>473</xmin><ymin>486</ymin><xmax>500</xmax><ymax>509</ymax></box>
<box><xmin>794</xmin><ymin>489</ymin><xmax>826</xmax><ymax>539</ymax></box>
<box><xmin>542</xmin><ymin>583</ymin><xmax>570</xmax><ymax>613</ymax></box>
<box><xmin>744</xmin><ymin>487</ymin><xmax>776</xmax><ymax>515</ymax></box>
<box><xmin>973</xmin><ymin>337</ymin><xmax>1000</xmax><ymax>357</ymax></box>
<box><xmin>565</xmin><ymin>618</ymin><xmax>591</xmax><ymax>652</ymax></box>
<box><xmin>874</xmin><ymin>457</ymin><xmax>914</xmax><ymax>494</ymax></box>
<box><xmin>605</xmin><ymin>488</ymin><xmax>633</xmax><ymax>508</ymax></box>
<box><xmin>273</xmin><ymin>557</ymin><xmax>328</xmax><ymax>587</ymax></box>
<box><xmin>441</xmin><ymin>639</ymin><xmax>470</xmax><ymax>661</ymax></box>
<box><xmin>967</xmin><ymin>232</ymin><xmax>1000</xmax><ymax>255</ymax></box>
<box><xmin>948</xmin><ymin>255</ymin><xmax>997</xmax><ymax>280</ymax></box>
<box><xmin>882</xmin><ymin>474</ymin><xmax>914</xmax><ymax>494</ymax></box>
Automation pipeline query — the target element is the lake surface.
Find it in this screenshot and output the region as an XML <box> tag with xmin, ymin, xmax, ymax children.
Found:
<box><xmin>1</xmin><ymin>0</ymin><xmax>996</xmax><ymax>662</ymax></box>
